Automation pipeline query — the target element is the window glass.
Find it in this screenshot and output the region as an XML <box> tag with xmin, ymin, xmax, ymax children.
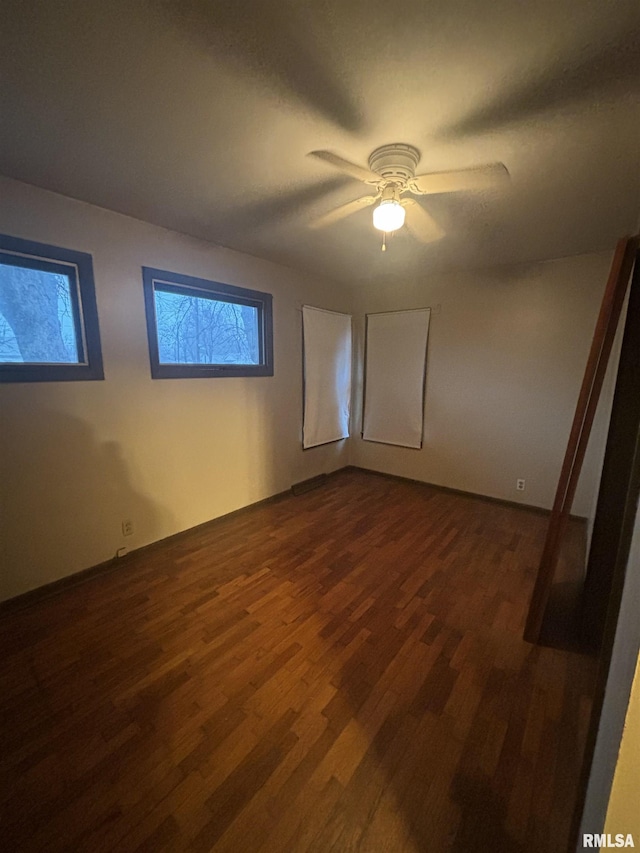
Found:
<box><xmin>0</xmin><ymin>235</ymin><xmax>103</xmax><ymax>382</ymax></box>
<box><xmin>154</xmin><ymin>288</ymin><xmax>259</xmax><ymax>366</ymax></box>
<box><xmin>0</xmin><ymin>262</ymin><xmax>81</xmax><ymax>364</ymax></box>
<box><xmin>142</xmin><ymin>267</ymin><xmax>273</xmax><ymax>378</ymax></box>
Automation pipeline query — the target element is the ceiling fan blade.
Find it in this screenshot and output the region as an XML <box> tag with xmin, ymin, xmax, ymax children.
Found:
<box><xmin>309</xmin><ymin>195</ymin><xmax>378</xmax><ymax>229</ymax></box>
<box><xmin>308</xmin><ymin>151</ymin><xmax>380</xmax><ymax>184</ymax></box>
<box><xmin>403</xmin><ymin>199</ymin><xmax>445</xmax><ymax>243</ymax></box>
<box><xmin>411</xmin><ymin>163</ymin><xmax>509</xmax><ymax>195</ymax></box>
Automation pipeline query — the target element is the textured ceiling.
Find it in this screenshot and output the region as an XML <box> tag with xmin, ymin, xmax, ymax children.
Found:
<box><xmin>1</xmin><ymin>0</ymin><xmax>639</xmax><ymax>284</ymax></box>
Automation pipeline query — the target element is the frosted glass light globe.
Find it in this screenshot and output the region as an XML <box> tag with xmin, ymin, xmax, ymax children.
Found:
<box><xmin>373</xmin><ymin>200</ymin><xmax>406</xmax><ymax>232</ymax></box>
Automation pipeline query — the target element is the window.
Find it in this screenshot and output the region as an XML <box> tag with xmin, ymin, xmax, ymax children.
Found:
<box><xmin>0</xmin><ymin>234</ymin><xmax>104</xmax><ymax>382</ymax></box>
<box><xmin>363</xmin><ymin>308</ymin><xmax>431</xmax><ymax>448</ymax></box>
<box><xmin>302</xmin><ymin>306</ymin><xmax>352</xmax><ymax>448</ymax></box>
<box><xmin>142</xmin><ymin>268</ymin><xmax>273</xmax><ymax>379</ymax></box>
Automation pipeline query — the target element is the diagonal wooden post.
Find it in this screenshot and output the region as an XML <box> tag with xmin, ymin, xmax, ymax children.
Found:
<box><xmin>524</xmin><ymin>235</ymin><xmax>639</xmax><ymax>644</ymax></box>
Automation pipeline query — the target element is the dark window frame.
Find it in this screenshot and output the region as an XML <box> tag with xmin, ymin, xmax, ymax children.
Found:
<box><xmin>0</xmin><ymin>233</ymin><xmax>104</xmax><ymax>383</ymax></box>
<box><xmin>142</xmin><ymin>267</ymin><xmax>274</xmax><ymax>379</ymax></box>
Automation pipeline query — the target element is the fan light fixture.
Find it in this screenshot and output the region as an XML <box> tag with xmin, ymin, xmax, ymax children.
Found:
<box><xmin>372</xmin><ymin>185</ymin><xmax>405</xmax><ymax>233</ymax></box>
<box><xmin>373</xmin><ymin>199</ymin><xmax>405</xmax><ymax>232</ymax></box>
<box><xmin>308</xmin><ymin>143</ymin><xmax>509</xmax><ymax>248</ymax></box>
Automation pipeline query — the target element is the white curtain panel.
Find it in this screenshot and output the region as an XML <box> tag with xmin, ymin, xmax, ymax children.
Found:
<box><xmin>363</xmin><ymin>308</ymin><xmax>431</xmax><ymax>449</ymax></box>
<box><xmin>302</xmin><ymin>306</ymin><xmax>352</xmax><ymax>449</ymax></box>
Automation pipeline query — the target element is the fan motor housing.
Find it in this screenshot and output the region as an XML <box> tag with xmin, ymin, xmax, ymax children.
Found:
<box><xmin>368</xmin><ymin>143</ymin><xmax>421</xmax><ymax>184</ymax></box>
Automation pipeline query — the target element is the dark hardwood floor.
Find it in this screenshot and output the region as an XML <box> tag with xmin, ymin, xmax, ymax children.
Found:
<box><xmin>0</xmin><ymin>469</ymin><xmax>596</xmax><ymax>852</ymax></box>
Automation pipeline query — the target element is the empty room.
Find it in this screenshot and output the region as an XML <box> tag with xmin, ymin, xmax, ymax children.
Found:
<box><xmin>1</xmin><ymin>1</ymin><xmax>640</xmax><ymax>852</ymax></box>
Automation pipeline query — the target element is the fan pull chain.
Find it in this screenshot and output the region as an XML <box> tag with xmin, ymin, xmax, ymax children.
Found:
<box><xmin>381</xmin><ymin>231</ymin><xmax>396</xmax><ymax>252</ymax></box>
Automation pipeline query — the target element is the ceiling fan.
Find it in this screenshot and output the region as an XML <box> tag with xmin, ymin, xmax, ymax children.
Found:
<box><xmin>308</xmin><ymin>143</ymin><xmax>509</xmax><ymax>247</ymax></box>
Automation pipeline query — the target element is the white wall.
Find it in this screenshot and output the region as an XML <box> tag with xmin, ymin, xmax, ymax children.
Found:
<box><xmin>0</xmin><ymin>177</ymin><xmax>352</xmax><ymax>602</ymax></box>
<box><xmin>351</xmin><ymin>253</ymin><xmax>614</xmax><ymax>516</ymax></box>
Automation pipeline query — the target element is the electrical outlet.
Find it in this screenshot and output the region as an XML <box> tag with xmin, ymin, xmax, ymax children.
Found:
<box><xmin>516</xmin><ymin>479</ymin><xmax>525</xmax><ymax>492</ymax></box>
<box><xmin>122</xmin><ymin>519</ymin><xmax>134</xmax><ymax>537</ymax></box>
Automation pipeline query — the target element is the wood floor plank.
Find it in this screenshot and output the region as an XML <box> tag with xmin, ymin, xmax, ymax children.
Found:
<box><xmin>0</xmin><ymin>469</ymin><xmax>596</xmax><ymax>852</ymax></box>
